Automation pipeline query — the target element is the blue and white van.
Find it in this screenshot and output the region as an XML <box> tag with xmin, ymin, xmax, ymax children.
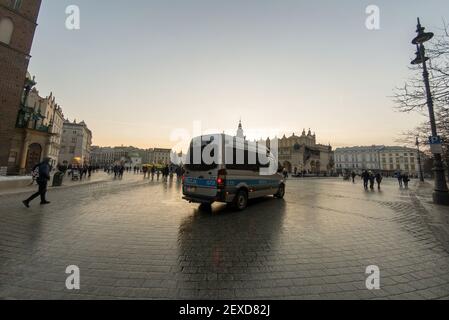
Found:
<box><xmin>182</xmin><ymin>134</ymin><xmax>285</xmax><ymax>210</ymax></box>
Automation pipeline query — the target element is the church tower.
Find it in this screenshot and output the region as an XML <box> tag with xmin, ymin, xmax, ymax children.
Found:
<box><xmin>0</xmin><ymin>0</ymin><xmax>42</xmax><ymax>173</ymax></box>
<box><xmin>236</xmin><ymin>120</ymin><xmax>245</xmax><ymax>139</ymax></box>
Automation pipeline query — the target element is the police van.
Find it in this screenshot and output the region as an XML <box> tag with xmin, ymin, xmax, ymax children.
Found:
<box><xmin>182</xmin><ymin>134</ymin><xmax>285</xmax><ymax>210</ymax></box>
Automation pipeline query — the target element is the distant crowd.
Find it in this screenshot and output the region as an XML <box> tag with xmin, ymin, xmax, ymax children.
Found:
<box><xmin>104</xmin><ymin>164</ymin><xmax>185</xmax><ymax>182</ymax></box>
<box><xmin>56</xmin><ymin>164</ymin><xmax>99</xmax><ymax>181</ymax></box>
<box><xmin>347</xmin><ymin>170</ymin><xmax>412</xmax><ymax>190</ymax></box>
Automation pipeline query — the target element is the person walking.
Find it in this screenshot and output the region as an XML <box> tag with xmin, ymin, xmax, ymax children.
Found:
<box><xmin>361</xmin><ymin>170</ymin><xmax>369</xmax><ymax>190</ymax></box>
<box><xmin>402</xmin><ymin>173</ymin><xmax>410</xmax><ymax>189</ymax></box>
<box><xmin>163</xmin><ymin>165</ymin><xmax>169</xmax><ymax>182</ymax></box>
<box><xmin>23</xmin><ymin>158</ymin><xmax>52</xmax><ymax>207</ymax></box>
<box><xmin>282</xmin><ymin>168</ymin><xmax>289</xmax><ymax>180</ymax></box>
<box><xmin>375</xmin><ymin>172</ymin><xmax>383</xmax><ymax>190</ymax></box>
<box><xmin>368</xmin><ymin>171</ymin><xmax>375</xmax><ymax>190</ymax></box>
<box><xmin>151</xmin><ymin>166</ymin><xmax>155</xmax><ymax>181</ymax></box>
<box><xmin>396</xmin><ymin>171</ymin><xmax>403</xmax><ymax>188</ymax></box>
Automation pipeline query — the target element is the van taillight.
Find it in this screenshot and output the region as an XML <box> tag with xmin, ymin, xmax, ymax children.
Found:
<box><xmin>217</xmin><ymin>169</ymin><xmax>227</xmax><ymax>187</ymax></box>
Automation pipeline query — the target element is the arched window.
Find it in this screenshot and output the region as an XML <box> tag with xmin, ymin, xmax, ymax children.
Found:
<box><xmin>0</xmin><ymin>17</ymin><xmax>14</xmax><ymax>45</ymax></box>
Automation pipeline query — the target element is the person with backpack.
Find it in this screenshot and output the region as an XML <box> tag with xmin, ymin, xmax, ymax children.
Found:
<box><xmin>23</xmin><ymin>157</ymin><xmax>52</xmax><ymax>207</ymax></box>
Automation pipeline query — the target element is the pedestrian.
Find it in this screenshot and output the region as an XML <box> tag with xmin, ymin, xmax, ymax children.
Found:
<box><xmin>396</xmin><ymin>171</ymin><xmax>403</xmax><ymax>188</ymax></box>
<box><xmin>151</xmin><ymin>166</ymin><xmax>155</xmax><ymax>181</ymax></box>
<box><xmin>142</xmin><ymin>166</ymin><xmax>148</xmax><ymax>179</ymax></box>
<box><xmin>375</xmin><ymin>172</ymin><xmax>383</xmax><ymax>190</ymax></box>
<box><xmin>368</xmin><ymin>171</ymin><xmax>375</xmax><ymax>190</ymax></box>
<box><xmin>163</xmin><ymin>165</ymin><xmax>169</xmax><ymax>182</ymax></box>
<box><xmin>351</xmin><ymin>171</ymin><xmax>356</xmax><ymax>183</ymax></box>
<box><xmin>282</xmin><ymin>168</ymin><xmax>288</xmax><ymax>180</ymax></box>
<box><xmin>23</xmin><ymin>158</ymin><xmax>52</xmax><ymax>207</ymax></box>
<box><xmin>361</xmin><ymin>170</ymin><xmax>369</xmax><ymax>190</ymax></box>
<box><xmin>402</xmin><ymin>173</ymin><xmax>410</xmax><ymax>189</ymax></box>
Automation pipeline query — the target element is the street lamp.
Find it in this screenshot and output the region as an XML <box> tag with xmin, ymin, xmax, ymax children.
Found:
<box><xmin>410</xmin><ymin>18</ymin><xmax>449</xmax><ymax>205</ymax></box>
<box><xmin>415</xmin><ymin>137</ymin><xmax>424</xmax><ymax>182</ymax></box>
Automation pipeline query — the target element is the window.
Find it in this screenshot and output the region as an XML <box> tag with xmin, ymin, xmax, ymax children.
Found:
<box><xmin>0</xmin><ymin>17</ymin><xmax>14</xmax><ymax>45</ymax></box>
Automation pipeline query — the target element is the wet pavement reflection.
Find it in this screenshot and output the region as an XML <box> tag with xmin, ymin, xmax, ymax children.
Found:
<box><xmin>0</xmin><ymin>176</ymin><xmax>449</xmax><ymax>299</ymax></box>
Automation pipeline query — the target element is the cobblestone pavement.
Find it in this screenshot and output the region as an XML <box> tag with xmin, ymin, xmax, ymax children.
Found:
<box><xmin>1</xmin><ymin>176</ymin><xmax>449</xmax><ymax>300</ymax></box>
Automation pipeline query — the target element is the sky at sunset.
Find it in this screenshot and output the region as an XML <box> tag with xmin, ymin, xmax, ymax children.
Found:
<box><xmin>28</xmin><ymin>0</ymin><xmax>449</xmax><ymax>150</ymax></box>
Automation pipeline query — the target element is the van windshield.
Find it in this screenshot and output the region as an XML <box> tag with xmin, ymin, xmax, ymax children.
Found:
<box><xmin>184</xmin><ymin>137</ymin><xmax>219</xmax><ymax>171</ymax></box>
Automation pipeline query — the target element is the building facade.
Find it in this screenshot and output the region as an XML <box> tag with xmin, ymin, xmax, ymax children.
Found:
<box><xmin>335</xmin><ymin>145</ymin><xmax>424</xmax><ymax>176</ymax></box>
<box><xmin>90</xmin><ymin>146</ymin><xmax>142</xmax><ymax>167</ymax></box>
<box><xmin>7</xmin><ymin>78</ymin><xmax>65</xmax><ymax>173</ymax></box>
<box><xmin>90</xmin><ymin>146</ymin><xmax>172</xmax><ymax>167</ymax></box>
<box><xmin>261</xmin><ymin>129</ymin><xmax>334</xmax><ymax>174</ymax></box>
<box><xmin>59</xmin><ymin>120</ymin><xmax>92</xmax><ymax>166</ymax></box>
<box><xmin>0</xmin><ymin>0</ymin><xmax>42</xmax><ymax>174</ymax></box>
<box><xmin>151</xmin><ymin>148</ymin><xmax>172</xmax><ymax>165</ymax></box>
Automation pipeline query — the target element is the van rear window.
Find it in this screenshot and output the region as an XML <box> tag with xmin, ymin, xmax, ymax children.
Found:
<box><xmin>184</xmin><ymin>139</ymin><xmax>218</xmax><ymax>171</ymax></box>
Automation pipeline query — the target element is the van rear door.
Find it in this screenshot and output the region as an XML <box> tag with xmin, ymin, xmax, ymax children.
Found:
<box><xmin>183</xmin><ymin>135</ymin><xmax>220</xmax><ymax>199</ymax></box>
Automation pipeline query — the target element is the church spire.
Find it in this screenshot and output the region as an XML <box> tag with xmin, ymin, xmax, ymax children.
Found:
<box><xmin>236</xmin><ymin>119</ymin><xmax>244</xmax><ymax>139</ymax></box>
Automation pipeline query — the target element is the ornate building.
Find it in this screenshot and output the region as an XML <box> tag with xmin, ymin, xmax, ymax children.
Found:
<box><xmin>258</xmin><ymin>129</ymin><xmax>334</xmax><ymax>174</ymax></box>
<box><xmin>233</xmin><ymin>121</ymin><xmax>334</xmax><ymax>175</ymax></box>
<box><xmin>0</xmin><ymin>0</ymin><xmax>42</xmax><ymax>174</ymax></box>
<box><xmin>7</xmin><ymin>75</ymin><xmax>64</xmax><ymax>173</ymax></box>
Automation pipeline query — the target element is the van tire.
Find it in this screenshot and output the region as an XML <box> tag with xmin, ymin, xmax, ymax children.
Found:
<box><xmin>274</xmin><ymin>184</ymin><xmax>285</xmax><ymax>199</ymax></box>
<box><xmin>234</xmin><ymin>190</ymin><xmax>248</xmax><ymax>211</ymax></box>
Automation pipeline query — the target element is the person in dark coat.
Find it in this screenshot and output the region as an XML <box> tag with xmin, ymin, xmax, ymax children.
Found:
<box><xmin>23</xmin><ymin>157</ymin><xmax>52</xmax><ymax>207</ymax></box>
<box><xmin>396</xmin><ymin>171</ymin><xmax>403</xmax><ymax>188</ymax></box>
<box><xmin>375</xmin><ymin>172</ymin><xmax>383</xmax><ymax>190</ymax></box>
<box><xmin>361</xmin><ymin>170</ymin><xmax>369</xmax><ymax>190</ymax></box>
<box><xmin>402</xmin><ymin>173</ymin><xmax>410</xmax><ymax>189</ymax></box>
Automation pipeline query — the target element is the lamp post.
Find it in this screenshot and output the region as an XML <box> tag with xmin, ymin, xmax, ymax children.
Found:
<box><xmin>415</xmin><ymin>137</ymin><xmax>424</xmax><ymax>182</ymax></box>
<box><xmin>411</xmin><ymin>18</ymin><xmax>449</xmax><ymax>205</ymax></box>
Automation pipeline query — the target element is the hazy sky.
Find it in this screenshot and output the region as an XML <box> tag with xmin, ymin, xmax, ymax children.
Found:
<box><xmin>28</xmin><ymin>0</ymin><xmax>449</xmax><ymax>149</ymax></box>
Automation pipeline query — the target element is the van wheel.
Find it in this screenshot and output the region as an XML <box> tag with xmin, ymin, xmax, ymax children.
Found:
<box><xmin>234</xmin><ymin>190</ymin><xmax>248</xmax><ymax>211</ymax></box>
<box><xmin>274</xmin><ymin>184</ymin><xmax>285</xmax><ymax>199</ymax></box>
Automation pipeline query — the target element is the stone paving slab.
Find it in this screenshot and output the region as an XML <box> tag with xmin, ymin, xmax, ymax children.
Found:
<box><xmin>0</xmin><ymin>176</ymin><xmax>449</xmax><ymax>299</ymax></box>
